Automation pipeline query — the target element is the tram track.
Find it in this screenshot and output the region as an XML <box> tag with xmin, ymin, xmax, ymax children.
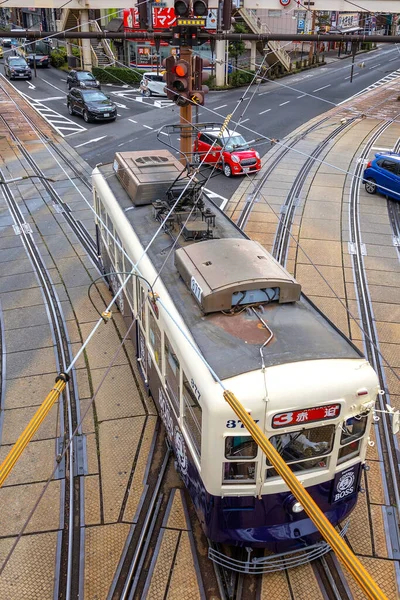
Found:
<box><xmin>349</xmin><ymin>119</ymin><xmax>400</xmax><ymax>524</ymax></box>
<box><xmin>0</xmin><ymin>172</ymin><xmax>81</xmax><ymax>599</ymax></box>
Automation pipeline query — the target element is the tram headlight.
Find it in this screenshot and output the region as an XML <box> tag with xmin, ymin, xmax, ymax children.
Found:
<box><xmin>292</xmin><ymin>502</ymin><xmax>304</xmax><ymax>514</ymax></box>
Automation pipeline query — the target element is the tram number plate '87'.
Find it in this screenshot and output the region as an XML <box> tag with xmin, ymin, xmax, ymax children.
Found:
<box><xmin>191</xmin><ymin>276</ymin><xmax>203</xmax><ymax>303</ymax></box>
<box><xmin>226</xmin><ymin>419</ymin><xmax>260</xmax><ymax>428</ymax></box>
<box><xmin>272</xmin><ymin>404</ymin><xmax>341</xmax><ymax>428</ymax></box>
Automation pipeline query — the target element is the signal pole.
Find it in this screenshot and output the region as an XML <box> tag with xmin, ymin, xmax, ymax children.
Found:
<box><xmin>179</xmin><ymin>45</ymin><xmax>193</xmax><ymax>163</ymax></box>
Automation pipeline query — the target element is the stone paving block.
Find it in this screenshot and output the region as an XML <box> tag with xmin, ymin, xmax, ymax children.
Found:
<box><xmin>245</xmin><ymin>221</ymin><xmax>278</xmax><ymax>235</ymax></box>
<box><xmin>0</xmin><ymin>531</ymin><xmax>58</xmax><ymax>599</ymax></box>
<box><xmin>0</xmin><ymin>258</ymin><xmax>34</xmax><ymax>276</ymax></box>
<box><xmin>3</xmin><ymin>305</ymin><xmax>49</xmax><ymax>330</ymax></box>
<box><xmin>0</xmin><ymin>272</ymin><xmax>39</xmax><ymax>294</ymax></box>
<box><xmin>306</xmin><ymin>186</ymin><xmax>344</xmax><ymax>202</ymax></box>
<box><xmin>302</xmin><ymin>200</ymin><xmax>342</xmax><ymax>221</ymax></box>
<box><xmin>260</xmin><ymin>569</ymin><xmax>291</xmax><ymax>599</ymax></box>
<box><xmin>3</xmin><ymin>373</ymin><xmax>57</xmax><ymax>409</ymax></box>
<box><xmin>365</xmin><ymin>243</ymin><xmax>400</xmax><ymax>259</ymax></box>
<box><xmin>366</xmin><ymin>460</ymin><xmax>386</xmax><ymax>505</ymax></box>
<box><xmin>166</xmin><ymin>489</ymin><xmax>190</xmax><ymax>530</ymax></box>
<box><xmin>167</xmin><ymin>531</ymin><xmax>202</xmax><ymax>600</ymax></box>
<box><xmin>366</xmin><ymin>269</ymin><xmax>400</xmax><ymax>287</ymax></box>
<box><xmin>76</xmin><ymin>323</ymin><xmax>129</xmax><ymax>370</ymax></box>
<box><xmin>369</xmin><ymin>285</ymin><xmax>400</xmax><ymax>304</ymax></box>
<box><xmin>287</xmin><ymin>562</ymin><xmax>324</xmax><ymax>600</ymax></box>
<box><xmin>79</xmin><ymin>398</ymin><xmax>95</xmax><ymax>434</ymax></box>
<box><xmin>295</xmin><ymin>264</ymin><xmax>345</xmax><ymax>298</ymax></box>
<box><xmin>6</xmin><ymin>346</ymin><xmax>56</xmax><ymax>379</ymax></box>
<box><xmin>374</xmin><ymin>303</ymin><xmax>400</xmax><ymax>324</ymax></box>
<box><xmin>1</xmin><ymin>402</ymin><xmax>60</xmax><ymax>445</ymax></box>
<box><xmin>145</xmin><ymin>529</ymin><xmax>179</xmax><ymax>599</ymax></box>
<box><xmin>0</xmin><ymin>479</ymin><xmax>61</xmax><ymax>536</ymax></box>
<box><xmin>67</xmin><ymin>285</ymin><xmax>106</xmax><ymax>323</ymax></box>
<box><xmin>296</xmin><ymin>239</ymin><xmax>342</xmax><ymax>266</ymax></box>
<box><xmin>90</xmin><ymin>364</ymin><xmax>146</xmax><ymax>422</ymax></box>
<box><xmin>366</xmin><ymin>424</ymin><xmax>380</xmax><ymax>462</ymax></box>
<box><xmin>0</xmin><ymin>438</ymin><xmax>58</xmax><ymax>486</ymax></box>
<box><xmin>379</xmin><ymin>342</ymin><xmax>400</xmax><ymax>368</ymax></box>
<box><xmin>345</xmin><ymin>471</ymin><xmax>372</xmax><ymax>555</ymax></box>
<box><xmin>5</xmin><ymin>324</ymin><xmax>54</xmax><ymax>353</ymax></box>
<box><xmin>375</xmin><ymin>322</ymin><xmax>400</xmax><ymax>345</ymax></box>
<box><xmin>343</xmin><ymin>556</ymin><xmax>398</xmax><ymax>600</ymax></box>
<box><xmin>60</xmin><ymin>300</ymin><xmax>75</xmax><ymax>322</ymax></box>
<box><xmin>100</xmin><ymin>416</ymin><xmax>145</xmax><ymax>523</ymax></box>
<box><xmin>300</xmin><ymin>217</ymin><xmax>341</xmax><ymax>241</ymax></box>
<box><xmin>370</xmin><ymin>504</ymin><xmax>389</xmax><ymax>558</ymax></box>
<box><xmin>84</xmin><ymin>523</ymin><xmax>131</xmax><ymax>600</ymax></box>
<box><xmin>364</xmin><ymin>256</ymin><xmax>400</xmax><ymax>272</ymax></box>
<box><xmin>54</xmin><ymin>257</ymin><xmax>92</xmax><ymax>288</ymax></box>
<box><xmin>0</xmin><ymin>235</ymin><xmax>24</xmax><ymax>250</ymax></box>
<box><xmin>84</xmin><ymin>474</ymin><xmax>101</xmax><ymax>525</ymax></box>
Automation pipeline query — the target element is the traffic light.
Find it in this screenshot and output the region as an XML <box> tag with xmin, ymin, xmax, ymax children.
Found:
<box><xmin>174</xmin><ymin>0</ymin><xmax>190</xmax><ymax>17</ymax></box>
<box><xmin>193</xmin><ymin>0</ymin><xmax>208</xmax><ymax>17</ymax></box>
<box><xmin>221</xmin><ymin>0</ymin><xmax>233</xmax><ymax>30</ymax></box>
<box><xmin>137</xmin><ymin>0</ymin><xmax>149</xmax><ymax>29</ymax></box>
<box><xmin>163</xmin><ymin>56</ymin><xmax>191</xmax><ymax>106</ymax></box>
<box><xmin>189</xmin><ymin>56</ymin><xmax>209</xmax><ymax>106</ymax></box>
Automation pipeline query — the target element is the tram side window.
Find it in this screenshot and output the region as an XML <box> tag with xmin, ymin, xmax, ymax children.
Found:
<box><xmin>182</xmin><ymin>374</ymin><xmax>202</xmax><ymax>458</ymax></box>
<box><xmin>266</xmin><ymin>425</ymin><xmax>335</xmax><ymax>479</ymax></box>
<box><xmin>115</xmin><ymin>233</ymin><xmax>124</xmax><ymax>275</ymax></box>
<box><xmin>136</xmin><ymin>280</ymin><xmax>147</xmax><ymax>329</ymax></box>
<box><xmin>338</xmin><ymin>415</ymin><xmax>367</xmax><ymax>464</ymax></box>
<box><xmin>148</xmin><ymin>308</ymin><xmax>162</xmax><ymax>368</ymax></box>
<box><xmin>164</xmin><ymin>334</ymin><xmax>180</xmax><ymax>413</ymax></box>
<box><xmin>223</xmin><ymin>436</ymin><xmax>257</xmax><ymax>484</ymax></box>
<box><xmin>107</xmin><ymin>221</ymin><xmax>115</xmax><ymax>261</ymax></box>
<box><xmin>99</xmin><ymin>201</ymin><xmax>107</xmax><ymax>239</ymax></box>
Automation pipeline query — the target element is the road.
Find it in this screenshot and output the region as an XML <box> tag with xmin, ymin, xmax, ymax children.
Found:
<box><xmin>4</xmin><ymin>43</ymin><xmax>400</xmax><ymax>204</ymax></box>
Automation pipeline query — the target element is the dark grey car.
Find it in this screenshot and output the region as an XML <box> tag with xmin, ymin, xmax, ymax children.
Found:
<box><xmin>67</xmin><ymin>70</ymin><xmax>100</xmax><ymax>90</ymax></box>
<box><xmin>67</xmin><ymin>88</ymin><xmax>117</xmax><ymax>123</ymax></box>
<box><xmin>4</xmin><ymin>56</ymin><xmax>31</xmax><ymax>79</ymax></box>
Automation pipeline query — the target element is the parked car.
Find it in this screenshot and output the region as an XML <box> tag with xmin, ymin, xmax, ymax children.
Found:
<box><xmin>2</xmin><ymin>38</ymin><xmax>12</xmax><ymax>48</ymax></box>
<box><xmin>140</xmin><ymin>72</ymin><xmax>166</xmax><ymax>97</ymax></box>
<box><xmin>193</xmin><ymin>128</ymin><xmax>261</xmax><ymax>177</ymax></box>
<box><xmin>67</xmin><ymin>70</ymin><xmax>101</xmax><ymax>90</ymax></box>
<box><xmin>67</xmin><ymin>88</ymin><xmax>117</xmax><ymax>123</ymax></box>
<box><xmin>0</xmin><ymin>47</ymin><xmax>3</xmax><ymax>59</ymax></box>
<box><xmin>363</xmin><ymin>152</ymin><xmax>400</xmax><ymax>201</ymax></box>
<box><xmin>4</xmin><ymin>56</ymin><xmax>31</xmax><ymax>80</ymax></box>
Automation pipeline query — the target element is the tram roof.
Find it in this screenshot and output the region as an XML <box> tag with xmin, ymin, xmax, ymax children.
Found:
<box><xmin>98</xmin><ymin>164</ymin><xmax>362</xmax><ymax>380</ymax></box>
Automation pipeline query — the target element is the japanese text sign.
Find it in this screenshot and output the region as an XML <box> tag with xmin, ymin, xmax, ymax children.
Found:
<box><xmin>272</xmin><ymin>404</ymin><xmax>341</xmax><ymax>428</ymax></box>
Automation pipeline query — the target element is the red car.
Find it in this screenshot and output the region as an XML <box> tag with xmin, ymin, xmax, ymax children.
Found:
<box><xmin>193</xmin><ymin>128</ymin><xmax>261</xmax><ymax>177</ymax></box>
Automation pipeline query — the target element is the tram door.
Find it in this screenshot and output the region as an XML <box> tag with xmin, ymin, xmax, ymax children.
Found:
<box><xmin>137</xmin><ymin>282</ymin><xmax>148</xmax><ymax>384</ymax></box>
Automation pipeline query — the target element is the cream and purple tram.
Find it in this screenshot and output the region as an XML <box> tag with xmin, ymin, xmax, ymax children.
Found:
<box><xmin>92</xmin><ymin>151</ymin><xmax>379</xmax><ymax>563</ymax></box>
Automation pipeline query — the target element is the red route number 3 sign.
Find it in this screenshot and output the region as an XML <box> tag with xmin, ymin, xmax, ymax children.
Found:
<box><xmin>272</xmin><ymin>404</ymin><xmax>341</xmax><ymax>428</ymax></box>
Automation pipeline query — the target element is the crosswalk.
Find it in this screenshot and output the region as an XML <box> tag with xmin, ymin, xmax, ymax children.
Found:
<box><xmin>21</xmin><ymin>92</ymin><xmax>87</xmax><ymax>137</ymax></box>
<box><xmin>339</xmin><ymin>68</ymin><xmax>400</xmax><ymax>104</ymax></box>
<box><xmin>111</xmin><ymin>89</ymin><xmax>173</xmax><ymax>109</ymax></box>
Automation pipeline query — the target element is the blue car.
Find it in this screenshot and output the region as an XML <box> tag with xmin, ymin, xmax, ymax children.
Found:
<box><xmin>363</xmin><ymin>152</ymin><xmax>400</xmax><ymax>201</ymax></box>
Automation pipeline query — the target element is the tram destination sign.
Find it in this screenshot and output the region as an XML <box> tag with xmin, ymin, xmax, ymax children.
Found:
<box><xmin>272</xmin><ymin>404</ymin><xmax>341</xmax><ymax>428</ymax></box>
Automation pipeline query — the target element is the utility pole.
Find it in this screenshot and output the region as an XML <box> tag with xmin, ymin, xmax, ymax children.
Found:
<box><xmin>179</xmin><ymin>45</ymin><xmax>193</xmax><ymax>163</ymax></box>
<box><xmin>308</xmin><ymin>10</ymin><xmax>316</xmax><ymax>61</ymax></box>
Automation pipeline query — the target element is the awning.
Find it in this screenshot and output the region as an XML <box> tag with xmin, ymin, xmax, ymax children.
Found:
<box><xmin>104</xmin><ymin>18</ymin><xmax>123</xmax><ymax>33</ymax></box>
<box><xmin>328</xmin><ymin>27</ymin><xmax>363</xmax><ymax>34</ymax></box>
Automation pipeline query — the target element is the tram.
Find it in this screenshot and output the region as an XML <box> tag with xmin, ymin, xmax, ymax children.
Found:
<box><xmin>92</xmin><ymin>150</ymin><xmax>379</xmax><ymax>564</ymax></box>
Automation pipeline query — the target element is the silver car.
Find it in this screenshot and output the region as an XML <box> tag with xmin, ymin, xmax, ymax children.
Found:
<box><xmin>140</xmin><ymin>72</ymin><xmax>166</xmax><ymax>97</ymax></box>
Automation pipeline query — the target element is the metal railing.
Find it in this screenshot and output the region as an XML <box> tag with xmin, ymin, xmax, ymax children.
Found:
<box><xmin>89</xmin><ymin>19</ymin><xmax>116</xmax><ymax>65</ymax></box>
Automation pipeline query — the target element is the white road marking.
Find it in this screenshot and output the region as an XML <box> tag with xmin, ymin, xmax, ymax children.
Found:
<box><xmin>214</xmin><ymin>104</ymin><xmax>227</xmax><ymax>110</ymax></box>
<box><xmin>143</xmin><ymin>124</ymin><xmax>153</xmax><ymax>129</ymax></box>
<box><xmin>204</xmin><ymin>188</ymin><xmax>229</xmax><ymax>210</ymax></box>
<box><xmin>312</xmin><ymin>84</ymin><xmax>331</xmax><ymax>92</ymax></box>
<box><xmin>40</xmin><ymin>77</ymin><xmax>67</xmax><ymax>94</ymax></box>
<box><xmin>160</xmin><ymin>131</ymin><xmax>168</xmax><ymax>136</ymax></box>
<box><xmin>389</xmin><ymin>57</ymin><xmax>398</xmax><ymax>62</ymax></box>
<box><xmin>279</xmin><ymin>101</ymin><xmax>290</xmax><ymax>106</ymax></box>
<box><xmin>25</xmin><ymin>80</ymin><xmax>35</xmax><ymax>90</ymax></box>
<box><xmin>129</xmin><ymin>118</ymin><xmax>137</xmax><ymax>123</ymax></box>
<box><xmin>60</xmin><ymin>78</ymin><xmax>67</xmax><ymax>82</ymax></box>
<box><xmin>297</xmin><ymin>94</ymin><xmax>306</xmax><ymax>98</ymax></box>
<box><xmin>33</xmin><ymin>96</ymin><xmax>65</xmax><ymax>102</ymax></box>
<box><xmin>241</xmin><ymin>118</ymin><xmax>249</xmax><ymax>123</ymax></box>
<box><xmin>19</xmin><ymin>91</ymin><xmax>86</xmax><ymax>137</ymax></box>
<box><xmin>344</xmin><ymin>73</ymin><xmax>359</xmax><ymax>80</ymax></box>
<box><xmin>113</xmin><ymin>101</ymin><xmax>129</xmax><ymax>109</ymax></box>
<box><xmin>259</xmin><ymin>108</ymin><xmax>271</xmax><ymax>115</ymax></box>
<box><xmin>258</xmin><ymin>91</ymin><xmax>271</xmax><ymax>96</ymax></box>
<box><xmin>75</xmin><ymin>136</ymin><xmax>107</xmax><ymax>148</ymax></box>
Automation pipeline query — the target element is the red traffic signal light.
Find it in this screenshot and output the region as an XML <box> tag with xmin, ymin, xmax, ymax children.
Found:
<box><xmin>174</xmin><ymin>0</ymin><xmax>190</xmax><ymax>17</ymax></box>
<box><xmin>163</xmin><ymin>56</ymin><xmax>191</xmax><ymax>106</ymax></box>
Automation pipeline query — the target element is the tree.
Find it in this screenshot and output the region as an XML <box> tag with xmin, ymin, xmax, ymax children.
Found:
<box><xmin>229</xmin><ymin>23</ymin><xmax>246</xmax><ymax>68</ymax></box>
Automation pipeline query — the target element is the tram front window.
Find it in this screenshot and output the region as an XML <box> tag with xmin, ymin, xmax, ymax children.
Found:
<box><xmin>266</xmin><ymin>425</ymin><xmax>335</xmax><ymax>479</ymax></box>
<box><xmin>338</xmin><ymin>414</ymin><xmax>367</xmax><ymax>464</ymax></box>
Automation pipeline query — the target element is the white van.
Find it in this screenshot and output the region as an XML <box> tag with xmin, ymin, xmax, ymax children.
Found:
<box><xmin>140</xmin><ymin>72</ymin><xmax>166</xmax><ymax>97</ymax></box>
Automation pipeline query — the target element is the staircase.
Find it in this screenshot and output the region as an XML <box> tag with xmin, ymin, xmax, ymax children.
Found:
<box><xmin>237</xmin><ymin>7</ymin><xmax>291</xmax><ymax>72</ymax></box>
<box><xmin>57</xmin><ymin>9</ymin><xmax>116</xmax><ymax>68</ymax></box>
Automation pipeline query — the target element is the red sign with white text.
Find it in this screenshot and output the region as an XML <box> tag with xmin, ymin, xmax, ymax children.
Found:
<box><xmin>123</xmin><ymin>7</ymin><xmax>176</xmax><ymax>30</ymax></box>
<box><xmin>272</xmin><ymin>404</ymin><xmax>341</xmax><ymax>428</ymax></box>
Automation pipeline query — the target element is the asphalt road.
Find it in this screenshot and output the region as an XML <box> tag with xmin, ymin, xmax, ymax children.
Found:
<box><xmin>4</xmin><ymin>44</ymin><xmax>400</xmax><ymax>204</ymax></box>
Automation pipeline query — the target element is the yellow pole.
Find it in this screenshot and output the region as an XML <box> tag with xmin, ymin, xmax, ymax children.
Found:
<box><xmin>223</xmin><ymin>390</ymin><xmax>388</xmax><ymax>600</ymax></box>
<box><xmin>0</xmin><ymin>375</ymin><xmax>68</xmax><ymax>489</ymax></box>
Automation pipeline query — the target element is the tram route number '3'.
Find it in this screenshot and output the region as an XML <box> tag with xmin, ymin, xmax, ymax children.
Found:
<box><xmin>226</xmin><ymin>419</ymin><xmax>260</xmax><ymax>429</ymax></box>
